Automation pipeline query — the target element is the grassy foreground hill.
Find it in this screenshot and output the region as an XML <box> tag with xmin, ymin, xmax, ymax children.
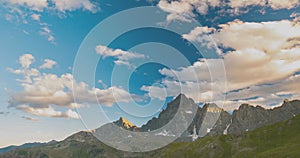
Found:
<box><xmin>162</xmin><ymin>114</ymin><xmax>300</xmax><ymax>158</ymax></box>
<box><xmin>2</xmin><ymin>114</ymin><xmax>300</xmax><ymax>158</ymax></box>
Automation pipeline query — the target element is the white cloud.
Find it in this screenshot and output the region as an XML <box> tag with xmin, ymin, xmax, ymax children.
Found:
<box><xmin>157</xmin><ymin>0</ymin><xmax>222</xmax><ymax>22</ymax></box>
<box><xmin>95</xmin><ymin>45</ymin><xmax>145</xmax><ymax>66</ymax></box>
<box><xmin>228</xmin><ymin>0</ymin><xmax>266</xmax><ymax>8</ymax></box>
<box><xmin>182</xmin><ymin>26</ymin><xmax>216</xmax><ymax>41</ymax></box>
<box><xmin>214</xmin><ymin>20</ymin><xmax>300</xmax><ymax>52</ymax></box>
<box><xmin>39</xmin><ymin>27</ymin><xmax>55</xmax><ymax>43</ymax></box>
<box><xmin>51</xmin><ymin>0</ymin><xmax>98</xmax><ymax>13</ymax></box>
<box><xmin>18</xmin><ymin>105</ymin><xmax>80</xmax><ymax>119</ymax></box>
<box><xmin>39</xmin><ymin>59</ymin><xmax>57</xmax><ymax>69</ymax></box>
<box><xmin>18</xmin><ymin>105</ymin><xmax>63</xmax><ymax>117</ymax></box>
<box><xmin>9</xmin><ymin>54</ymin><xmax>136</xmax><ymax>119</ymax></box>
<box><xmin>268</xmin><ymin>0</ymin><xmax>299</xmax><ymax>9</ymax></box>
<box><xmin>19</xmin><ymin>54</ymin><xmax>34</xmax><ymax>68</ymax></box>
<box><xmin>65</xmin><ymin>109</ymin><xmax>81</xmax><ymax>119</ymax></box>
<box><xmin>215</xmin><ymin>74</ymin><xmax>300</xmax><ymax>111</ymax></box>
<box><xmin>157</xmin><ymin>0</ymin><xmax>300</xmax><ymax>22</ymax></box>
<box><xmin>213</xmin><ymin>20</ymin><xmax>300</xmax><ymax>90</ymax></box>
<box><xmin>8</xmin><ymin>54</ymin><xmax>39</xmax><ymax>83</ymax></box>
<box><xmin>157</xmin><ymin>0</ymin><xmax>194</xmax><ymax>22</ymax></box>
<box><xmin>9</xmin><ymin>73</ymin><xmax>134</xmax><ymax>108</ymax></box>
<box><xmin>182</xmin><ymin>26</ymin><xmax>222</xmax><ymax>53</ymax></box>
<box><xmin>226</xmin><ymin>75</ymin><xmax>300</xmax><ymax>102</ymax></box>
<box><xmin>68</xmin><ymin>103</ymin><xmax>85</xmax><ymax>109</ymax></box>
<box><xmin>182</xmin><ymin>20</ymin><xmax>300</xmax><ymax>90</ymax></box>
<box><xmin>31</xmin><ymin>13</ymin><xmax>41</xmax><ymax>21</ymax></box>
<box><xmin>143</xmin><ymin>19</ymin><xmax>300</xmax><ymax>110</ymax></box>
<box><xmin>2</xmin><ymin>0</ymin><xmax>98</xmax><ymax>13</ymax></box>
<box><xmin>228</xmin><ymin>0</ymin><xmax>300</xmax><ymax>10</ymax></box>
<box><xmin>2</xmin><ymin>0</ymin><xmax>48</xmax><ymax>12</ymax></box>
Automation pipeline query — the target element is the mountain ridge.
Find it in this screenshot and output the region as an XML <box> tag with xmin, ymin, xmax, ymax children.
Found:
<box><xmin>1</xmin><ymin>94</ymin><xmax>300</xmax><ymax>154</ymax></box>
<box><xmin>118</xmin><ymin>94</ymin><xmax>300</xmax><ymax>139</ymax></box>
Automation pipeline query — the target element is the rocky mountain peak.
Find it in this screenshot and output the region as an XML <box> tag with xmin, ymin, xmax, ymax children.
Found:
<box><xmin>238</xmin><ymin>103</ymin><xmax>252</xmax><ymax>110</ymax></box>
<box><xmin>141</xmin><ymin>93</ymin><xmax>198</xmax><ymax>132</ymax></box>
<box><xmin>172</xmin><ymin>93</ymin><xmax>189</xmax><ymax>104</ymax></box>
<box><xmin>203</xmin><ymin>103</ymin><xmax>222</xmax><ymax>113</ymax></box>
<box><xmin>114</xmin><ymin>117</ymin><xmax>136</xmax><ymax>129</ymax></box>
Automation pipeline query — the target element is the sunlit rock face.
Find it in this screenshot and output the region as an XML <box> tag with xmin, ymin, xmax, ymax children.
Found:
<box><xmin>114</xmin><ymin>117</ymin><xmax>138</xmax><ymax>130</ymax></box>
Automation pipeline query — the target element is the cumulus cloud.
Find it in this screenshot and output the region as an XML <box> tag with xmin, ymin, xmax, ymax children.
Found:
<box><xmin>9</xmin><ymin>54</ymin><xmax>136</xmax><ymax>119</ymax></box>
<box><xmin>157</xmin><ymin>0</ymin><xmax>194</xmax><ymax>22</ymax></box>
<box><xmin>65</xmin><ymin>109</ymin><xmax>81</xmax><ymax>119</ymax></box>
<box><xmin>182</xmin><ymin>26</ymin><xmax>222</xmax><ymax>54</ymax></box>
<box><xmin>39</xmin><ymin>59</ymin><xmax>57</xmax><ymax>69</ymax></box>
<box><xmin>95</xmin><ymin>45</ymin><xmax>145</xmax><ymax>66</ymax></box>
<box><xmin>181</xmin><ymin>20</ymin><xmax>300</xmax><ymax>90</ymax></box>
<box><xmin>157</xmin><ymin>0</ymin><xmax>222</xmax><ymax>22</ymax></box>
<box><xmin>212</xmin><ymin>20</ymin><xmax>300</xmax><ymax>90</ymax></box>
<box><xmin>8</xmin><ymin>54</ymin><xmax>39</xmax><ymax>83</ymax></box>
<box><xmin>19</xmin><ymin>54</ymin><xmax>35</xmax><ymax>68</ymax></box>
<box><xmin>143</xmin><ymin>19</ymin><xmax>300</xmax><ymax>110</ymax></box>
<box><xmin>9</xmin><ymin>72</ymin><xmax>134</xmax><ymax>108</ymax></box>
<box><xmin>214</xmin><ymin>20</ymin><xmax>300</xmax><ymax>52</ymax></box>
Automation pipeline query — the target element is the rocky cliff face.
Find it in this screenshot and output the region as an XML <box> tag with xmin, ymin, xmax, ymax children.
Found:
<box><xmin>194</xmin><ymin>99</ymin><xmax>300</xmax><ymax>137</ymax></box>
<box><xmin>184</xmin><ymin>103</ymin><xmax>230</xmax><ymax>138</ymax></box>
<box><xmin>141</xmin><ymin>94</ymin><xmax>197</xmax><ymax>132</ymax></box>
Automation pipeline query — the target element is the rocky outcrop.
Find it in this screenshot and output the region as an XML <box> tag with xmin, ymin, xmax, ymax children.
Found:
<box><xmin>113</xmin><ymin>117</ymin><xmax>140</xmax><ymax>131</ymax></box>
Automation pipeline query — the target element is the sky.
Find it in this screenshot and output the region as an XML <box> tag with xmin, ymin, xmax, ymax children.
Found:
<box><xmin>0</xmin><ymin>0</ymin><xmax>300</xmax><ymax>148</ymax></box>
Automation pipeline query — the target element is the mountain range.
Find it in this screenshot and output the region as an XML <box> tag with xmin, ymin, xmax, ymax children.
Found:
<box><xmin>1</xmin><ymin>94</ymin><xmax>300</xmax><ymax>157</ymax></box>
<box><xmin>114</xmin><ymin>94</ymin><xmax>300</xmax><ymax>138</ymax></box>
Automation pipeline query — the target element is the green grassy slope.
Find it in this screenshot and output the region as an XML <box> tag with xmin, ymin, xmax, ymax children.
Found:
<box><xmin>2</xmin><ymin>114</ymin><xmax>300</xmax><ymax>158</ymax></box>
<box><xmin>162</xmin><ymin>114</ymin><xmax>300</xmax><ymax>158</ymax></box>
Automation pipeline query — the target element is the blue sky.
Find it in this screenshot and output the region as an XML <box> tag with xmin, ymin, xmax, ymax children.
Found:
<box><xmin>0</xmin><ymin>0</ymin><xmax>300</xmax><ymax>147</ymax></box>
